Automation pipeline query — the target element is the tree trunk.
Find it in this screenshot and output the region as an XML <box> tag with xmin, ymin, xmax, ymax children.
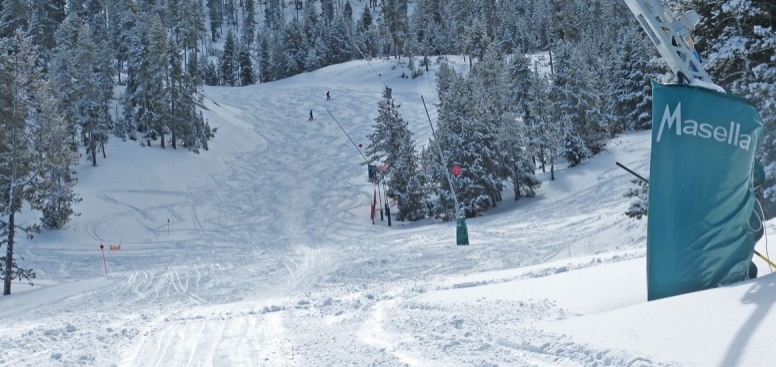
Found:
<box><xmin>171</xmin><ymin>79</ymin><xmax>177</xmax><ymax>149</ymax></box>
<box><xmin>551</xmin><ymin>160</ymin><xmax>555</xmax><ymax>181</ymax></box>
<box><xmin>160</xmin><ymin>124</ymin><xmax>165</xmax><ymax>149</ymax></box>
<box><xmin>4</xmin><ymin>211</ymin><xmax>15</xmax><ymax>295</ymax></box>
<box><xmin>90</xmin><ymin>131</ymin><xmax>97</xmax><ymax>167</ymax></box>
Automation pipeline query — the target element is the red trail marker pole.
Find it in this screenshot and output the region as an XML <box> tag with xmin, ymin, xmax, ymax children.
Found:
<box><xmin>99</xmin><ymin>244</ymin><xmax>107</xmax><ymax>274</ymax></box>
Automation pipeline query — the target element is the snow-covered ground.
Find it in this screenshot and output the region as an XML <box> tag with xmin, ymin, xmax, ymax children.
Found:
<box><xmin>2</xmin><ymin>57</ymin><xmax>776</xmax><ymax>367</ymax></box>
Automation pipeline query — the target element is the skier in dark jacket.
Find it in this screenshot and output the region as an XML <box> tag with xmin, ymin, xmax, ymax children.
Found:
<box><xmin>309</xmin><ymin>109</ymin><xmax>314</xmax><ymax>120</ymax></box>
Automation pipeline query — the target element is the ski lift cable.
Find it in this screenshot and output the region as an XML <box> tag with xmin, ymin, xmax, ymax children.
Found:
<box><xmin>351</xmin><ymin>41</ymin><xmax>388</xmax><ymax>90</ymax></box>
<box><xmin>326</xmin><ymin>109</ymin><xmax>370</xmax><ymax>166</ymax></box>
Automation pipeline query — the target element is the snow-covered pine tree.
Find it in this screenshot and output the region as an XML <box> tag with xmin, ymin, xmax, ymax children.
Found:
<box><xmin>503</xmin><ymin>53</ymin><xmax>541</xmax><ymax>199</ymax></box>
<box><xmin>0</xmin><ymin>0</ymin><xmax>28</xmax><ymax>38</ymax></box>
<box><xmin>382</xmin><ymin>0</ymin><xmax>409</xmax><ymax>58</ymax></box>
<box><xmin>688</xmin><ymin>0</ymin><xmax>776</xmax><ymax>218</ymax></box>
<box><xmin>120</xmin><ymin>17</ymin><xmax>150</xmax><ymax>142</ymax></box>
<box><xmin>0</xmin><ymin>31</ymin><xmax>75</xmax><ymax>294</ymax></box>
<box><xmin>328</xmin><ymin>16</ymin><xmax>352</xmax><ymax>64</ymax></box>
<box><xmin>365</xmin><ymin>87</ymin><xmax>425</xmax><ymax>221</ymax></box>
<box><xmin>50</xmin><ymin>13</ymin><xmax>83</xmax><ymax>148</ymax></box>
<box><xmin>243</xmin><ymin>0</ymin><xmax>257</xmax><ymax>46</ymax></box>
<box><xmin>207</xmin><ymin>0</ymin><xmax>223</xmax><ymax>41</ymax></box>
<box><xmin>145</xmin><ymin>15</ymin><xmax>169</xmax><ymax>148</ymax></box>
<box><xmin>462</xmin><ymin>16</ymin><xmax>490</xmax><ymax>68</ymax></box>
<box><xmin>224</xmin><ymin>0</ymin><xmax>236</xmax><ymax>26</ymax></box>
<box><xmin>549</xmin><ymin>40</ymin><xmax>593</xmax><ymax>165</ymax></box>
<box><xmin>239</xmin><ymin>40</ymin><xmax>255</xmax><ymax>86</ymax></box>
<box><xmin>280</xmin><ymin>19</ymin><xmax>306</xmax><ymax>77</ymax></box>
<box><xmin>611</xmin><ymin>26</ymin><xmax>658</xmax><ymax>132</ymax></box>
<box><xmin>264</xmin><ymin>0</ymin><xmax>285</xmax><ymax>33</ymax></box>
<box><xmin>28</xmin><ymin>0</ymin><xmax>66</xmax><ymax>55</ymax></box>
<box><xmin>168</xmin><ymin>35</ymin><xmax>184</xmax><ymax>149</ymax></box>
<box><xmin>268</xmin><ymin>30</ymin><xmax>287</xmax><ymax>81</ymax></box>
<box><xmin>470</xmin><ymin>42</ymin><xmax>511</xmax><ymax>185</ymax></box>
<box><xmin>36</xmin><ymin>80</ymin><xmax>81</xmax><ymax>229</ymax></box>
<box><xmin>107</xmin><ymin>0</ymin><xmax>139</xmax><ymax>85</ymax></box>
<box><xmin>418</xmin><ymin>142</ymin><xmax>443</xmax><ymax>216</ymax></box>
<box><xmin>390</xmin><ymin>130</ymin><xmax>426</xmax><ymax>221</ymax></box>
<box><xmin>257</xmin><ymin>32</ymin><xmax>271</xmax><ymax>83</ymax></box>
<box><xmin>72</xmin><ymin>23</ymin><xmax>113</xmax><ymax>166</ymax></box>
<box><xmin>443</xmin><ymin>0</ymin><xmax>472</xmax><ymax>58</ymax></box>
<box><xmin>353</xmin><ymin>5</ymin><xmax>376</xmax><ymax>59</ymax></box>
<box><xmin>220</xmin><ymin>29</ymin><xmax>239</xmax><ymax>85</ymax></box>
<box><xmin>179</xmin><ymin>0</ymin><xmax>207</xmax><ymax>83</ymax></box>
<box><xmin>304</xmin><ymin>37</ymin><xmax>327</xmax><ymax>71</ymax></box>
<box><xmin>320</xmin><ymin>0</ymin><xmax>334</xmax><ymax>24</ymax></box>
<box><xmin>526</xmin><ymin>64</ymin><xmax>561</xmax><ymax>180</ymax></box>
<box><xmin>303</xmin><ymin>0</ymin><xmax>320</xmax><ymax>43</ymax></box>
<box><xmin>624</xmin><ymin>179</ymin><xmax>648</xmax><ymax>219</ymax></box>
<box><xmin>435</xmin><ymin>66</ymin><xmax>503</xmax><ymax>218</ymax></box>
<box><xmin>364</xmin><ymin>86</ymin><xmax>404</xmax><ymax>177</ymax></box>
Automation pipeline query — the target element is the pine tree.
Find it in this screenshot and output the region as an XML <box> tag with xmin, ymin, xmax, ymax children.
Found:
<box><xmin>257</xmin><ymin>32</ymin><xmax>271</xmax><ymax>82</ymax></box>
<box><xmin>462</xmin><ymin>16</ymin><xmax>490</xmax><ymax>67</ymax></box>
<box><xmin>108</xmin><ymin>0</ymin><xmax>139</xmax><ymax>85</ymax></box>
<box><xmin>526</xmin><ymin>66</ymin><xmax>560</xmax><ymax>179</ymax></box>
<box><xmin>0</xmin><ymin>31</ymin><xmax>76</xmax><ymax>295</ymax></box>
<box><xmin>382</xmin><ymin>0</ymin><xmax>409</xmax><ymax>58</ymax></box>
<box><xmin>328</xmin><ymin>17</ymin><xmax>351</xmax><ymax>63</ymax></box>
<box><xmin>688</xmin><ymin>0</ymin><xmax>776</xmax><ymax>217</ymax></box>
<box><xmin>66</xmin><ymin>23</ymin><xmax>113</xmax><ymax>166</ymax></box>
<box><xmin>364</xmin><ymin>87</ymin><xmax>425</xmax><ymax>221</ymax></box>
<box><xmin>264</xmin><ymin>0</ymin><xmax>284</xmax><ymax>33</ymax></box>
<box><xmin>176</xmin><ymin>0</ymin><xmax>207</xmax><ymax>82</ymax></box>
<box><xmin>38</xmin><ymin>89</ymin><xmax>81</xmax><ymax>229</ymax></box>
<box><xmin>0</xmin><ymin>0</ymin><xmax>28</xmax><ymax>38</ymax></box>
<box><xmin>280</xmin><ymin>19</ymin><xmax>306</xmax><ymax>77</ymax></box>
<box><xmin>624</xmin><ymin>179</ymin><xmax>648</xmax><ymax>219</ymax></box>
<box><xmin>239</xmin><ymin>41</ymin><xmax>255</xmax><ymax>85</ymax></box>
<box><xmin>50</xmin><ymin>13</ymin><xmax>83</xmax><ymax>147</ymax></box>
<box><xmin>145</xmin><ymin>15</ymin><xmax>170</xmax><ymax>148</ymax></box>
<box><xmin>168</xmin><ymin>36</ymin><xmax>183</xmax><ymax>149</ymax></box>
<box><xmin>343</xmin><ymin>0</ymin><xmax>353</xmax><ymax>25</ymax></box>
<box><xmin>364</xmin><ymin>87</ymin><xmax>406</xmax><ymax>173</ymax></box>
<box><xmin>220</xmin><ymin>29</ymin><xmax>239</xmax><ymax>85</ymax></box>
<box><xmin>303</xmin><ymin>0</ymin><xmax>319</xmax><ymax>42</ymax></box>
<box><xmin>28</xmin><ymin>0</ymin><xmax>67</xmax><ymax>55</ymax></box>
<box><xmin>120</xmin><ymin>19</ymin><xmax>151</xmax><ymax>142</ymax></box>
<box><xmin>408</xmin><ymin>0</ymin><xmax>445</xmax><ymax>64</ymax></box>
<box><xmin>207</xmin><ymin>0</ymin><xmax>223</xmax><ymax>41</ymax></box>
<box><xmin>320</xmin><ymin>0</ymin><xmax>334</xmax><ymax>23</ymax></box>
<box><xmin>500</xmin><ymin>53</ymin><xmax>541</xmax><ymax>200</ymax></box>
<box><xmin>611</xmin><ymin>27</ymin><xmax>657</xmax><ymax>132</ymax></box>
<box><xmin>434</xmin><ymin>66</ymin><xmax>503</xmax><ymax>218</ymax></box>
<box><xmin>391</xmin><ymin>130</ymin><xmax>426</xmax><ymax>221</ymax></box>
<box><xmin>224</xmin><ymin>0</ymin><xmax>236</xmax><ymax>25</ymax></box>
<box><xmin>550</xmin><ymin>40</ymin><xmax>598</xmax><ymax>162</ymax></box>
<box><xmin>243</xmin><ymin>0</ymin><xmax>257</xmax><ymax>46</ymax></box>
<box><xmin>354</xmin><ymin>5</ymin><xmax>375</xmax><ymax>59</ymax></box>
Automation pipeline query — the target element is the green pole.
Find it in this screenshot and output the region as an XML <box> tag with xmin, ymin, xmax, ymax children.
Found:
<box><xmin>422</xmin><ymin>95</ymin><xmax>468</xmax><ymax>245</ymax></box>
<box><xmin>456</xmin><ymin>217</ymin><xmax>469</xmax><ymax>245</ymax></box>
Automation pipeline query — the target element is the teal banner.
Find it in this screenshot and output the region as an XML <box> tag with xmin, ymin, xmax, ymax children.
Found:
<box><xmin>648</xmin><ymin>82</ymin><xmax>764</xmax><ymax>301</ymax></box>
